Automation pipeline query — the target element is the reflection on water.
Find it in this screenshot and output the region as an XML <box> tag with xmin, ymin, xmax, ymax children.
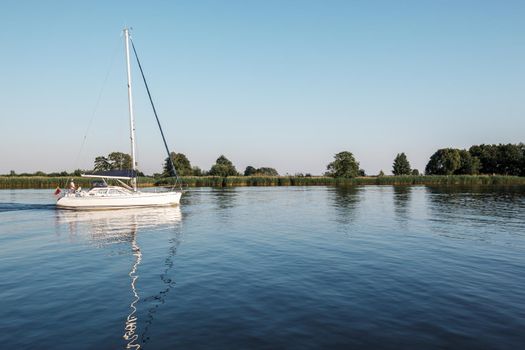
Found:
<box><xmin>426</xmin><ymin>186</ymin><xmax>525</xmax><ymax>243</ymax></box>
<box><xmin>211</xmin><ymin>188</ymin><xmax>238</xmax><ymax>210</ymax></box>
<box><xmin>56</xmin><ymin>207</ymin><xmax>182</xmax><ymax>243</ymax></box>
<box><xmin>0</xmin><ymin>202</ymin><xmax>55</xmax><ymax>212</ymax></box>
<box><xmin>329</xmin><ymin>186</ymin><xmax>362</xmax><ymax>229</ymax></box>
<box><xmin>210</xmin><ymin>188</ymin><xmax>239</xmax><ymax>222</ymax></box>
<box><xmin>140</xmin><ymin>234</ymin><xmax>183</xmax><ymax>346</ymax></box>
<box><xmin>124</xmin><ymin>232</ymin><xmax>141</xmax><ymax>349</ymax></box>
<box><xmin>393</xmin><ymin>186</ymin><xmax>412</xmax><ymax>225</ymax></box>
<box><xmin>2</xmin><ymin>187</ymin><xmax>525</xmax><ymax>349</ymax></box>
<box><xmin>55</xmin><ymin>207</ymin><xmax>182</xmax><ymax>349</ymax></box>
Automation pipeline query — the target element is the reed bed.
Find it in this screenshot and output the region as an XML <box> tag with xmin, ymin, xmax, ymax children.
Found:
<box><xmin>1</xmin><ymin>175</ymin><xmax>524</xmax><ymax>189</ymax></box>
<box><xmin>0</xmin><ymin>176</ymin><xmax>156</xmax><ymax>189</ymax></box>
<box><xmin>171</xmin><ymin>175</ymin><xmax>525</xmax><ymax>187</ymax></box>
<box><xmin>157</xmin><ymin>176</ymin><xmax>224</xmax><ymax>187</ymax></box>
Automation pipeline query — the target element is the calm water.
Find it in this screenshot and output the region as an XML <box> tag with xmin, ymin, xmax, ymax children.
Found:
<box><xmin>0</xmin><ymin>186</ymin><xmax>524</xmax><ymax>349</ymax></box>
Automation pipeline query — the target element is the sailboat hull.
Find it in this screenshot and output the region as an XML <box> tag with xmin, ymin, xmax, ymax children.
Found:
<box><xmin>56</xmin><ymin>191</ymin><xmax>182</xmax><ymax>210</ymax></box>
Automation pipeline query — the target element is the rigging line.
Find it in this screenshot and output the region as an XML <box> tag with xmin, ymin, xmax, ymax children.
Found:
<box><xmin>129</xmin><ymin>38</ymin><xmax>180</xmax><ymax>187</ymax></box>
<box><xmin>72</xmin><ymin>35</ymin><xmax>121</xmax><ymax>175</ymax></box>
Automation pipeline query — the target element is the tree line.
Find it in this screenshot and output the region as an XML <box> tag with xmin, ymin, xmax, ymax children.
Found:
<box><xmin>324</xmin><ymin>151</ymin><xmax>418</xmax><ymax>178</ymax></box>
<box><xmin>2</xmin><ymin>152</ymin><xmax>279</xmax><ymax>178</ymax></box>
<box><xmin>425</xmin><ymin>143</ymin><xmax>524</xmax><ymax>176</ymax></box>
<box><xmin>324</xmin><ymin>143</ymin><xmax>525</xmax><ymax>178</ymax></box>
<box><xmin>3</xmin><ymin>143</ymin><xmax>523</xmax><ymax>178</ymax></box>
<box><xmin>159</xmin><ymin>153</ymin><xmax>279</xmax><ymax>178</ymax></box>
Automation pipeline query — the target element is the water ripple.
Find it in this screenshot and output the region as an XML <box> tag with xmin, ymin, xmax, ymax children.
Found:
<box><xmin>0</xmin><ymin>202</ymin><xmax>55</xmax><ymax>212</ymax></box>
<box><xmin>1</xmin><ymin>187</ymin><xmax>525</xmax><ymax>349</ymax></box>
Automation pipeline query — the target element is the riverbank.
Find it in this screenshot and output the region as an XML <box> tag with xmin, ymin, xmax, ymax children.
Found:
<box><xmin>1</xmin><ymin>175</ymin><xmax>524</xmax><ymax>189</ymax></box>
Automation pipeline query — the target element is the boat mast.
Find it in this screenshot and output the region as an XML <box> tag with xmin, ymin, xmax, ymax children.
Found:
<box><xmin>124</xmin><ymin>28</ymin><xmax>137</xmax><ymax>191</ymax></box>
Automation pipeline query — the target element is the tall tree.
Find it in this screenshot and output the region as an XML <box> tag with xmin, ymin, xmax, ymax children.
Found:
<box><xmin>192</xmin><ymin>166</ymin><xmax>203</xmax><ymax>176</ymax></box>
<box><xmin>521</xmin><ymin>143</ymin><xmax>525</xmax><ymax>176</ymax></box>
<box><xmin>256</xmin><ymin>167</ymin><xmax>279</xmax><ymax>176</ymax></box>
<box><xmin>425</xmin><ymin>148</ymin><xmax>461</xmax><ymax>175</ymax></box>
<box><xmin>469</xmin><ymin>144</ymin><xmax>498</xmax><ymax>174</ymax></box>
<box><xmin>163</xmin><ymin>152</ymin><xmax>192</xmax><ymax>177</ymax></box>
<box><xmin>326</xmin><ymin>151</ymin><xmax>360</xmax><ymax>178</ymax></box>
<box><xmin>94</xmin><ymin>156</ymin><xmax>111</xmax><ymax>172</ymax></box>
<box><xmin>107</xmin><ymin>152</ymin><xmax>132</xmax><ymax>170</ymax></box>
<box><xmin>244</xmin><ymin>166</ymin><xmax>257</xmax><ymax>176</ymax></box>
<box><xmin>244</xmin><ymin>166</ymin><xmax>279</xmax><ymax>176</ymax></box>
<box><xmin>93</xmin><ymin>152</ymin><xmax>131</xmax><ymax>171</ymax></box>
<box><xmin>208</xmin><ymin>155</ymin><xmax>238</xmax><ymax>176</ymax></box>
<box><xmin>496</xmin><ymin>143</ymin><xmax>523</xmax><ymax>175</ymax></box>
<box><xmin>469</xmin><ymin>143</ymin><xmax>525</xmax><ymax>175</ymax></box>
<box><xmin>456</xmin><ymin>150</ymin><xmax>480</xmax><ymax>175</ymax></box>
<box><xmin>392</xmin><ymin>153</ymin><xmax>411</xmax><ymax>175</ymax></box>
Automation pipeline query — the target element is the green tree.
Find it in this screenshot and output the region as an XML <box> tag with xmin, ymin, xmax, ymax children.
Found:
<box><xmin>469</xmin><ymin>143</ymin><xmax>524</xmax><ymax>175</ymax></box>
<box><xmin>94</xmin><ymin>156</ymin><xmax>111</xmax><ymax>172</ymax></box>
<box><xmin>326</xmin><ymin>151</ymin><xmax>360</xmax><ymax>178</ymax></box>
<box><xmin>93</xmin><ymin>152</ymin><xmax>132</xmax><ymax>172</ymax></box>
<box><xmin>107</xmin><ymin>152</ymin><xmax>132</xmax><ymax>170</ymax></box>
<box><xmin>255</xmin><ymin>167</ymin><xmax>279</xmax><ymax>176</ymax></box>
<box><xmin>496</xmin><ymin>143</ymin><xmax>523</xmax><ymax>175</ymax></box>
<box><xmin>244</xmin><ymin>166</ymin><xmax>279</xmax><ymax>176</ymax></box>
<box><xmin>163</xmin><ymin>152</ymin><xmax>192</xmax><ymax>177</ymax></box>
<box><xmin>378</xmin><ymin>170</ymin><xmax>385</xmax><ymax>177</ymax></box>
<box><xmin>192</xmin><ymin>166</ymin><xmax>203</xmax><ymax>176</ymax></box>
<box><xmin>392</xmin><ymin>153</ymin><xmax>411</xmax><ymax>175</ymax></box>
<box><xmin>456</xmin><ymin>150</ymin><xmax>480</xmax><ymax>175</ymax></box>
<box><xmin>425</xmin><ymin>148</ymin><xmax>461</xmax><ymax>175</ymax></box>
<box><xmin>208</xmin><ymin>155</ymin><xmax>238</xmax><ymax>176</ymax></box>
<box><xmin>411</xmin><ymin>169</ymin><xmax>420</xmax><ymax>176</ymax></box>
<box><xmin>521</xmin><ymin>143</ymin><xmax>525</xmax><ymax>176</ymax></box>
<box><xmin>469</xmin><ymin>144</ymin><xmax>498</xmax><ymax>174</ymax></box>
<box><xmin>244</xmin><ymin>166</ymin><xmax>257</xmax><ymax>176</ymax></box>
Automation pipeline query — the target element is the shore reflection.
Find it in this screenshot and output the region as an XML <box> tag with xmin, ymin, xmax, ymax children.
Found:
<box><xmin>210</xmin><ymin>188</ymin><xmax>239</xmax><ymax>222</ymax></box>
<box><xmin>393</xmin><ymin>186</ymin><xmax>412</xmax><ymax>226</ymax></box>
<box><xmin>330</xmin><ymin>187</ymin><xmax>363</xmax><ymax>230</ymax></box>
<box><xmin>55</xmin><ymin>207</ymin><xmax>182</xmax><ymax>349</ymax></box>
<box><xmin>425</xmin><ymin>186</ymin><xmax>525</xmax><ymax>241</ymax></box>
<box><xmin>211</xmin><ymin>188</ymin><xmax>238</xmax><ymax>210</ymax></box>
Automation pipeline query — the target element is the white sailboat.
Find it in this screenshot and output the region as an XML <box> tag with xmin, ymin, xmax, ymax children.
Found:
<box><xmin>56</xmin><ymin>28</ymin><xmax>182</xmax><ymax>210</ymax></box>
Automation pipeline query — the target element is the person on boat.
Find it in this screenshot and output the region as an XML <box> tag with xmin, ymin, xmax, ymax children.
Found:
<box><xmin>69</xmin><ymin>181</ymin><xmax>76</xmax><ymax>193</ymax></box>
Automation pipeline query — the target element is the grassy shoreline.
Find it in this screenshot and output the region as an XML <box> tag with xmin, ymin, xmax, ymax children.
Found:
<box><xmin>1</xmin><ymin>175</ymin><xmax>524</xmax><ymax>189</ymax></box>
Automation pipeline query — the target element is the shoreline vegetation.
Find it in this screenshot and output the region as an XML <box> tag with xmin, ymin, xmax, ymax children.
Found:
<box><xmin>1</xmin><ymin>175</ymin><xmax>525</xmax><ymax>189</ymax></box>
<box><xmin>3</xmin><ymin>143</ymin><xmax>523</xmax><ymax>189</ymax></box>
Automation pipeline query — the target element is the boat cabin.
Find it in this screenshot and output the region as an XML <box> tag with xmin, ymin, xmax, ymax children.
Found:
<box><xmin>87</xmin><ymin>186</ymin><xmax>133</xmax><ymax>197</ymax></box>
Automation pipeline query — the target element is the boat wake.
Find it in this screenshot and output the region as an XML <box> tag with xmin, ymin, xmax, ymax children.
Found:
<box><xmin>0</xmin><ymin>202</ymin><xmax>55</xmax><ymax>213</ymax></box>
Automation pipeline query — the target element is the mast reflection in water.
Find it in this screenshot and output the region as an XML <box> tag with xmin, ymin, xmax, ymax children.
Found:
<box><xmin>55</xmin><ymin>207</ymin><xmax>182</xmax><ymax>349</ymax></box>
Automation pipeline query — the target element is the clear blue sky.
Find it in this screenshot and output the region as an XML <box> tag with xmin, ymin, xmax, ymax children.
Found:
<box><xmin>1</xmin><ymin>0</ymin><xmax>524</xmax><ymax>175</ymax></box>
